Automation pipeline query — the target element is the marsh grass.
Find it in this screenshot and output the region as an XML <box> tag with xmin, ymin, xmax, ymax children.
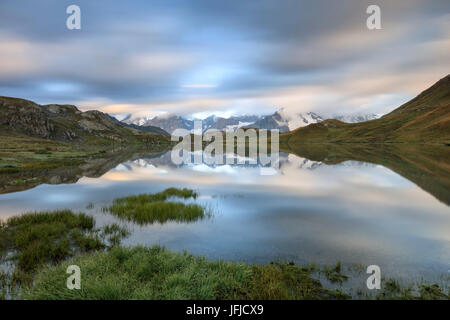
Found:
<box><xmin>3</xmin><ymin>215</ymin><xmax>447</xmax><ymax>300</ymax></box>
<box><xmin>0</xmin><ymin>210</ymin><xmax>129</xmax><ymax>293</ymax></box>
<box><xmin>1</xmin><ymin>195</ymin><xmax>447</xmax><ymax>300</ymax></box>
<box><xmin>375</xmin><ymin>278</ymin><xmax>449</xmax><ymax>300</ymax></box>
<box><xmin>24</xmin><ymin>246</ymin><xmax>349</xmax><ymax>300</ymax></box>
<box><xmin>321</xmin><ymin>261</ymin><xmax>349</xmax><ymax>284</ymax></box>
<box><xmin>105</xmin><ymin>188</ymin><xmax>211</xmax><ymax>224</ymax></box>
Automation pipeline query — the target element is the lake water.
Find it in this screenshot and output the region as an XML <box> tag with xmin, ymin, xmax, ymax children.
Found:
<box><xmin>1</xmin><ymin>146</ymin><xmax>449</xmax><ymax>291</ymax></box>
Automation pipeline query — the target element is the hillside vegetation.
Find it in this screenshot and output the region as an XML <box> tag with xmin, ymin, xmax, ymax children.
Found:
<box><xmin>0</xmin><ymin>96</ymin><xmax>168</xmax><ymax>144</ymax></box>
<box><xmin>0</xmin><ymin>96</ymin><xmax>172</xmax><ymax>174</ymax></box>
<box><xmin>281</xmin><ymin>75</ymin><xmax>450</xmax><ymax>144</ymax></box>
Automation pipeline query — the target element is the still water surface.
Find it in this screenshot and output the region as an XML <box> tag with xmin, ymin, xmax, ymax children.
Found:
<box><xmin>1</xmin><ymin>150</ymin><xmax>449</xmax><ymax>287</ymax></box>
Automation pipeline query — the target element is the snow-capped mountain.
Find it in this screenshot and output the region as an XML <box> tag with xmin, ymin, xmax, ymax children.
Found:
<box><xmin>208</xmin><ymin>115</ymin><xmax>261</xmax><ymax>131</ymax></box>
<box><xmin>143</xmin><ymin>115</ymin><xmax>195</xmax><ymax>134</ymax></box>
<box><xmin>131</xmin><ymin>116</ymin><xmax>155</xmax><ymax>126</ymax></box>
<box><xmin>332</xmin><ymin>113</ymin><xmax>380</xmax><ymax>123</ymax></box>
<box><xmin>245</xmin><ymin>108</ymin><xmax>324</xmax><ymax>132</ymax></box>
<box><xmin>121</xmin><ymin>114</ymin><xmax>261</xmax><ymax>134</ymax></box>
<box><xmin>246</xmin><ymin>109</ymin><xmax>383</xmax><ymax>132</ymax></box>
<box><xmin>112</xmin><ymin>109</ymin><xmax>383</xmax><ymax>134</ymax></box>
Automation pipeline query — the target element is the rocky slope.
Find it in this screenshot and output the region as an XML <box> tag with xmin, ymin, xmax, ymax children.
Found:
<box><xmin>0</xmin><ymin>96</ymin><xmax>165</xmax><ymax>144</ymax></box>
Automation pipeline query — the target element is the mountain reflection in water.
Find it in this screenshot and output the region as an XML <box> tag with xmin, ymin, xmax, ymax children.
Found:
<box><xmin>0</xmin><ymin>144</ymin><xmax>449</xmax><ymax>286</ymax></box>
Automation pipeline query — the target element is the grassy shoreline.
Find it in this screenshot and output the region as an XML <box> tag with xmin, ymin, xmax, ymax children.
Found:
<box><xmin>1</xmin><ymin>190</ymin><xmax>448</xmax><ymax>300</ymax></box>
<box><xmin>21</xmin><ymin>245</ymin><xmax>449</xmax><ymax>300</ymax></box>
<box><xmin>0</xmin><ymin>210</ymin><xmax>129</xmax><ymax>298</ymax></box>
<box><xmin>24</xmin><ymin>246</ymin><xmax>351</xmax><ymax>300</ymax></box>
<box><xmin>0</xmin><ymin>131</ymin><xmax>173</xmax><ymax>174</ymax></box>
<box><xmin>0</xmin><ymin>133</ymin><xmax>174</xmax><ymax>194</ymax></box>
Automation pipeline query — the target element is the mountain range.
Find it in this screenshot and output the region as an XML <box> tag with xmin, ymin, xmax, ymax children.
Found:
<box><xmin>115</xmin><ymin>110</ymin><xmax>380</xmax><ymax>134</ymax></box>
<box><xmin>244</xmin><ymin>109</ymin><xmax>323</xmax><ymax>132</ymax></box>
<box><xmin>1</xmin><ymin>74</ymin><xmax>447</xmax><ymax>148</ymax></box>
<box><xmin>120</xmin><ymin>114</ymin><xmax>261</xmax><ymax>134</ymax></box>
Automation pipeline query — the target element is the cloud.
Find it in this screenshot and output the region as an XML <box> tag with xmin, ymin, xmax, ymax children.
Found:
<box><xmin>181</xmin><ymin>84</ymin><xmax>217</xmax><ymax>89</ymax></box>
<box><xmin>0</xmin><ymin>0</ymin><xmax>448</xmax><ymax>117</ymax></box>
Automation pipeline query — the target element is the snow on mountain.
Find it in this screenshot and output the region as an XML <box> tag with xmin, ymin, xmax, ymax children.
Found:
<box><xmin>209</xmin><ymin>115</ymin><xmax>260</xmax><ymax>131</ymax></box>
<box><xmin>247</xmin><ymin>108</ymin><xmax>323</xmax><ymax>132</ymax></box>
<box><xmin>116</xmin><ymin>109</ymin><xmax>382</xmax><ymax>134</ymax></box>
<box><xmin>331</xmin><ymin>113</ymin><xmax>381</xmax><ymax>123</ymax></box>
<box><xmin>130</xmin><ymin>116</ymin><xmax>154</xmax><ymax>126</ymax></box>
<box><xmin>123</xmin><ymin>114</ymin><xmax>260</xmax><ymax>134</ymax></box>
<box><xmin>276</xmin><ymin>108</ymin><xmax>324</xmax><ymax>131</ymax></box>
<box><xmin>225</xmin><ymin>121</ymin><xmax>255</xmax><ymax>132</ymax></box>
<box><xmin>247</xmin><ymin>108</ymin><xmax>383</xmax><ymax>132</ymax></box>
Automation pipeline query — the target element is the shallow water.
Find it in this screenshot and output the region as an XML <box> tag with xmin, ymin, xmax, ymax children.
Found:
<box><xmin>0</xmin><ymin>147</ymin><xmax>449</xmax><ymax>290</ymax></box>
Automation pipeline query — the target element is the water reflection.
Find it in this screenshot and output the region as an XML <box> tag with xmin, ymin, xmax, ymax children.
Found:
<box><xmin>0</xmin><ymin>144</ymin><xmax>449</xmax><ymax>285</ymax></box>
<box><xmin>281</xmin><ymin>143</ymin><xmax>450</xmax><ymax>205</ymax></box>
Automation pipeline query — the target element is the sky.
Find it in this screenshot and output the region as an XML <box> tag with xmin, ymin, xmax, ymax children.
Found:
<box><xmin>0</xmin><ymin>0</ymin><xmax>449</xmax><ymax>119</ymax></box>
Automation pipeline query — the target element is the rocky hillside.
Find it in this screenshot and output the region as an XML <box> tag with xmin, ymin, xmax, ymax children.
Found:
<box><xmin>280</xmin><ymin>75</ymin><xmax>450</xmax><ymax>144</ymax></box>
<box><xmin>0</xmin><ymin>96</ymin><xmax>164</xmax><ymax>144</ymax></box>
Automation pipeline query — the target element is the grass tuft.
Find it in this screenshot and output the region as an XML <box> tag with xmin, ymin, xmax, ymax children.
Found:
<box><xmin>105</xmin><ymin>188</ymin><xmax>211</xmax><ymax>224</ymax></box>
<box><xmin>375</xmin><ymin>278</ymin><xmax>449</xmax><ymax>300</ymax></box>
<box><xmin>321</xmin><ymin>261</ymin><xmax>349</xmax><ymax>284</ymax></box>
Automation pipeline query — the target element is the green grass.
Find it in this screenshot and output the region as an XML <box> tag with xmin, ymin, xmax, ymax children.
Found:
<box><xmin>0</xmin><ymin>137</ymin><xmax>168</xmax><ymax>197</ymax></box>
<box><xmin>25</xmin><ymin>245</ymin><xmax>448</xmax><ymax>300</ymax></box>
<box><xmin>0</xmin><ymin>210</ymin><xmax>129</xmax><ymax>289</ymax></box>
<box><xmin>0</xmin><ymin>130</ymin><xmax>174</xmax><ymax>194</ymax></box>
<box><xmin>2</xmin><ymin>209</ymin><xmax>448</xmax><ymax>300</ymax></box>
<box><xmin>105</xmin><ymin>188</ymin><xmax>211</xmax><ymax>225</ymax></box>
<box><xmin>34</xmin><ymin>149</ymin><xmax>52</xmax><ymax>155</ymax></box>
<box><xmin>321</xmin><ymin>261</ymin><xmax>349</xmax><ymax>284</ymax></box>
<box><xmin>23</xmin><ymin>246</ymin><xmax>349</xmax><ymax>300</ymax></box>
<box><xmin>375</xmin><ymin>279</ymin><xmax>449</xmax><ymax>300</ymax></box>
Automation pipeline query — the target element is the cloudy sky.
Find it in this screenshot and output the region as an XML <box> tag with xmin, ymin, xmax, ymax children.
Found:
<box><xmin>0</xmin><ymin>0</ymin><xmax>448</xmax><ymax>119</ymax></box>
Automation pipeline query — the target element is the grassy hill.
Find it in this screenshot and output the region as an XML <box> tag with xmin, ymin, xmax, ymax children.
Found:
<box><xmin>0</xmin><ymin>96</ymin><xmax>172</xmax><ymax>173</ymax></box>
<box><xmin>0</xmin><ymin>96</ymin><xmax>170</xmax><ymax>144</ymax></box>
<box><xmin>280</xmin><ymin>75</ymin><xmax>450</xmax><ymax>144</ymax></box>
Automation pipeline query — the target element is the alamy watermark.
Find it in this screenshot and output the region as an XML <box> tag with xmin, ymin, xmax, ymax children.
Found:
<box><xmin>66</xmin><ymin>5</ymin><xmax>81</xmax><ymax>30</ymax></box>
<box><xmin>170</xmin><ymin>120</ymin><xmax>279</xmax><ymax>174</ymax></box>
<box><xmin>367</xmin><ymin>5</ymin><xmax>382</xmax><ymax>30</ymax></box>
<box><xmin>366</xmin><ymin>265</ymin><xmax>381</xmax><ymax>289</ymax></box>
<box><xmin>66</xmin><ymin>265</ymin><xmax>81</xmax><ymax>290</ymax></box>
<box><xmin>66</xmin><ymin>4</ymin><xmax>380</xmax><ymax>31</ymax></box>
